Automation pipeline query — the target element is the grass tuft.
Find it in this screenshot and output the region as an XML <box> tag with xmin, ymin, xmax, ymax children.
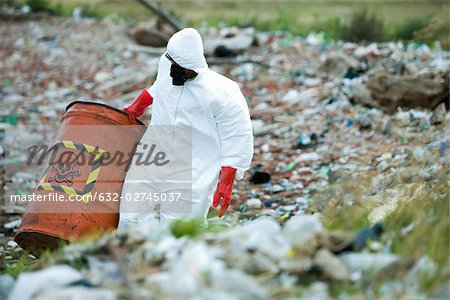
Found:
<box><xmin>340</xmin><ymin>9</ymin><xmax>385</xmax><ymax>42</ymax></box>
<box><xmin>3</xmin><ymin>252</ymin><xmax>36</xmax><ymax>278</ymax></box>
<box><xmin>385</xmin><ymin>183</ymin><xmax>449</xmax><ymax>293</ymax></box>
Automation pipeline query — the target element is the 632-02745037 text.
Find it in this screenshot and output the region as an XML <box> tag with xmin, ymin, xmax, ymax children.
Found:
<box><xmin>9</xmin><ymin>192</ymin><xmax>182</xmax><ymax>203</ymax></box>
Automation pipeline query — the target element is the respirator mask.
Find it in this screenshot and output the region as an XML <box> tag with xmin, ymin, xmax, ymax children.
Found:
<box><xmin>166</xmin><ymin>52</ymin><xmax>188</xmax><ymax>86</ymax></box>
<box><xmin>170</xmin><ymin>64</ymin><xmax>188</xmax><ymax>86</ymax></box>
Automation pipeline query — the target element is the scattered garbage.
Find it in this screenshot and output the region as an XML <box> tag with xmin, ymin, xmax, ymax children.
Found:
<box><xmin>7</xmin><ymin>265</ymin><xmax>83</xmax><ymax>300</ymax></box>
<box><xmin>349</xmin><ymin>222</ymin><xmax>385</xmax><ymax>252</ymax></box>
<box><xmin>0</xmin><ymin>275</ymin><xmax>14</xmax><ymax>299</ymax></box>
<box><xmin>339</xmin><ymin>253</ymin><xmax>401</xmax><ymax>274</ymax></box>
<box><xmin>250</xmin><ymin>171</ymin><xmax>271</xmax><ymax>184</ymax></box>
<box><xmin>1</xmin><ymin>6</ymin><xmax>449</xmax><ymax>300</ymax></box>
<box><xmin>314</xmin><ymin>249</ymin><xmax>349</xmax><ymax>282</ymax></box>
<box><xmin>203</xmin><ymin>27</ymin><xmax>256</xmax><ymax>57</ymax></box>
<box><xmin>129</xmin><ymin>26</ymin><xmax>170</xmax><ymax>48</ymax></box>
<box><xmin>355</xmin><ymin>71</ymin><xmax>450</xmax><ymax>114</ymax></box>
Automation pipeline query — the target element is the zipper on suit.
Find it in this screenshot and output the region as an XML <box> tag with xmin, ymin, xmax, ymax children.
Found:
<box><xmin>171</xmin><ymin>86</ymin><xmax>185</xmax><ymax>150</ymax></box>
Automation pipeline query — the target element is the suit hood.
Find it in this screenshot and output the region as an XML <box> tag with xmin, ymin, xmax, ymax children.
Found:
<box><xmin>166</xmin><ymin>28</ymin><xmax>208</xmax><ymax>72</ymax></box>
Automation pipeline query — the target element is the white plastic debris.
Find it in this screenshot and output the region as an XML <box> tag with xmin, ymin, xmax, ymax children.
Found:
<box><xmin>246</xmin><ymin>198</ymin><xmax>262</xmax><ymax>209</ymax></box>
<box><xmin>296</xmin><ymin>152</ymin><xmax>321</xmax><ymax>162</ymax></box>
<box><xmin>35</xmin><ymin>287</ymin><xmax>115</xmax><ymax>300</ymax></box>
<box><xmin>339</xmin><ymin>253</ymin><xmax>400</xmax><ymax>274</ymax></box>
<box><xmin>283</xmin><ymin>215</ymin><xmax>323</xmax><ymax>248</ymax></box>
<box><xmin>314</xmin><ymin>249</ymin><xmax>349</xmax><ymax>282</ymax></box>
<box><xmin>225</xmin><ymin>217</ymin><xmax>289</xmax><ymax>260</ymax></box>
<box><xmin>0</xmin><ymin>275</ymin><xmax>15</xmax><ymax>299</ymax></box>
<box><xmin>147</xmin><ymin>241</ymin><xmax>267</xmax><ymax>299</ymax></box>
<box><xmin>8</xmin><ymin>265</ymin><xmax>83</xmax><ymax>300</ymax></box>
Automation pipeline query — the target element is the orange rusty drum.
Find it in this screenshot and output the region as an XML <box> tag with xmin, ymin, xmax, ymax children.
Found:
<box><xmin>15</xmin><ymin>101</ymin><xmax>146</xmax><ymax>254</ymax></box>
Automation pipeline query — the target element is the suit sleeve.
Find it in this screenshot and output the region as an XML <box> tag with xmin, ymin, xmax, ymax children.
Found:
<box><xmin>211</xmin><ymin>83</ymin><xmax>254</xmax><ymax>180</ymax></box>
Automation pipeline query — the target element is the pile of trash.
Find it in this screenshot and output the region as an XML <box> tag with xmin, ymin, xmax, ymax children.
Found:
<box><xmin>2</xmin><ymin>178</ymin><xmax>448</xmax><ymax>300</ymax></box>
<box><xmin>1</xmin><ymin>9</ymin><xmax>449</xmax><ymax>300</ymax></box>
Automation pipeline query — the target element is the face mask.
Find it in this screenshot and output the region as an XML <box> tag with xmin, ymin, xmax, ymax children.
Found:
<box><xmin>170</xmin><ymin>64</ymin><xmax>188</xmax><ymax>86</ymax></box>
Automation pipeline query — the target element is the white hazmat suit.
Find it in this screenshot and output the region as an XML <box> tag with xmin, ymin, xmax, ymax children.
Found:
<box><xmin>119</xmin><ymin>28</ymin><xmax>253</xmax><ymax>228</ymax></box>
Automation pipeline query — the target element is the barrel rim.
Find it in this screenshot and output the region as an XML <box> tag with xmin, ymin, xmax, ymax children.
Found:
<box><xmin>66</xmin><ymin>100</ymin><xmax>146</xmax><ymax>126</ymax></box>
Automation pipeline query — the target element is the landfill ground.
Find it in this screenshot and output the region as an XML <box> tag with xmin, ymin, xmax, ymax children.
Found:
<box><xmin>1</xmin><ymin>13</ymin><xmax>450</xmax><ymax>300</ymax></box>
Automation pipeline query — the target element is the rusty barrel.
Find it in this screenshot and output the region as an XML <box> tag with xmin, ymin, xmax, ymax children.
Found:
<box><xmin>15</xmin><ymin>101</ymin><xmax>146</xmax><ymax>255</ymax></box>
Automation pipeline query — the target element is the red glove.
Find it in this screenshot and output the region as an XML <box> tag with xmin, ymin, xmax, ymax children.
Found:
<box><xmin>213</xmin><ymin>166</ymin><xmax>236</xmax><ymax>218</ymax></box>
<box><xmin>123</xmin><ymin>89</ymin><xmax>153</xmax><ymax>124</ymax></box>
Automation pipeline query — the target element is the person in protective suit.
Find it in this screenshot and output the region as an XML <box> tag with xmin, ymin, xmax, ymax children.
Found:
<box><xmin>118</xmin><ymin>28</ymin><xmax>253</xmax><ymax>228</ymax></box>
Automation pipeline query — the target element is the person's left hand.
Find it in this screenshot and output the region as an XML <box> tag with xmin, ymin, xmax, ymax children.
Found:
<box><xmin>212</xmin><ymin>166</ymin><xmax>236</xmax><ymax>218</ymax></box>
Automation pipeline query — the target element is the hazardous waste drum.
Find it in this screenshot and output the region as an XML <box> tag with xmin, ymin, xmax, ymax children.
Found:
<box><xmin>15</xmin><ymin>101</ymin><xmax>146</xmax><ymax>255</ymax></box>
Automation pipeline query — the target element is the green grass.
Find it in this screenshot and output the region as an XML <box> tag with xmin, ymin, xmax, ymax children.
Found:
<box><xmin>394</xmin><ymin>16</ymin><xmax>432</xmax><ymax>40</ymax></box>
<box><xmin>385</xmin><ymin>183</ymin><xmax>449</xmax><ymax>293</ymax></box>
<box><xmin>322</xmin><ymin>201</ymin><xmax>371</xmax><ymax>233</ymax></box>
<box><xmin>170</xmin><ymin>217</ymin><xmax>231</xmax><ymax>238</ymax></box>
<box><xmin>320</xmin><ymin>178</ymin><xmax>449</xmax><ymax>296</ymax></box>
<box><xmin>318</xmin><ymin>174</ymin><xmax>374</xmax><ymax>233</ymax></box>
<box><xmin>2</xmin><ymin>252</ymin><xmax>36</xmax><ymax>278</ymax></box>
<box><xmin>170</xmin><ymin>218</ymin><xmax>205</xmax><ymax>238</ymax></box>
<box><xmin>10</xmin><ymin>0</ymin><xmax>449</xmax><ymax>47</ymax></box>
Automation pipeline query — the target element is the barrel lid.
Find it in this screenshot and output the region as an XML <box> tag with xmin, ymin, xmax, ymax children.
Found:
<box><xmin>66</xmin><ymin>101</ymin><xmax>146</xmax><ymax>126</ymax></box>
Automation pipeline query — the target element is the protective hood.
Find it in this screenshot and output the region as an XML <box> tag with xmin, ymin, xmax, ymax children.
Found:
<box><xmin>166</xmin><ymin>28</ymin><xmax>208</xmax><ymax>72</ymax></box>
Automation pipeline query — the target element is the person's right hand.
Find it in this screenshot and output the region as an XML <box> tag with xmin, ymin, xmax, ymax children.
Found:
<box><xmin>123</xmin><ymin>89</ymin><xmax>153</xmax><ymax>124</ymax></box>
<box><xmin>123</xmin><ymin>107</ymin><xmax>137</xmax><ymax>124</ymax></box>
